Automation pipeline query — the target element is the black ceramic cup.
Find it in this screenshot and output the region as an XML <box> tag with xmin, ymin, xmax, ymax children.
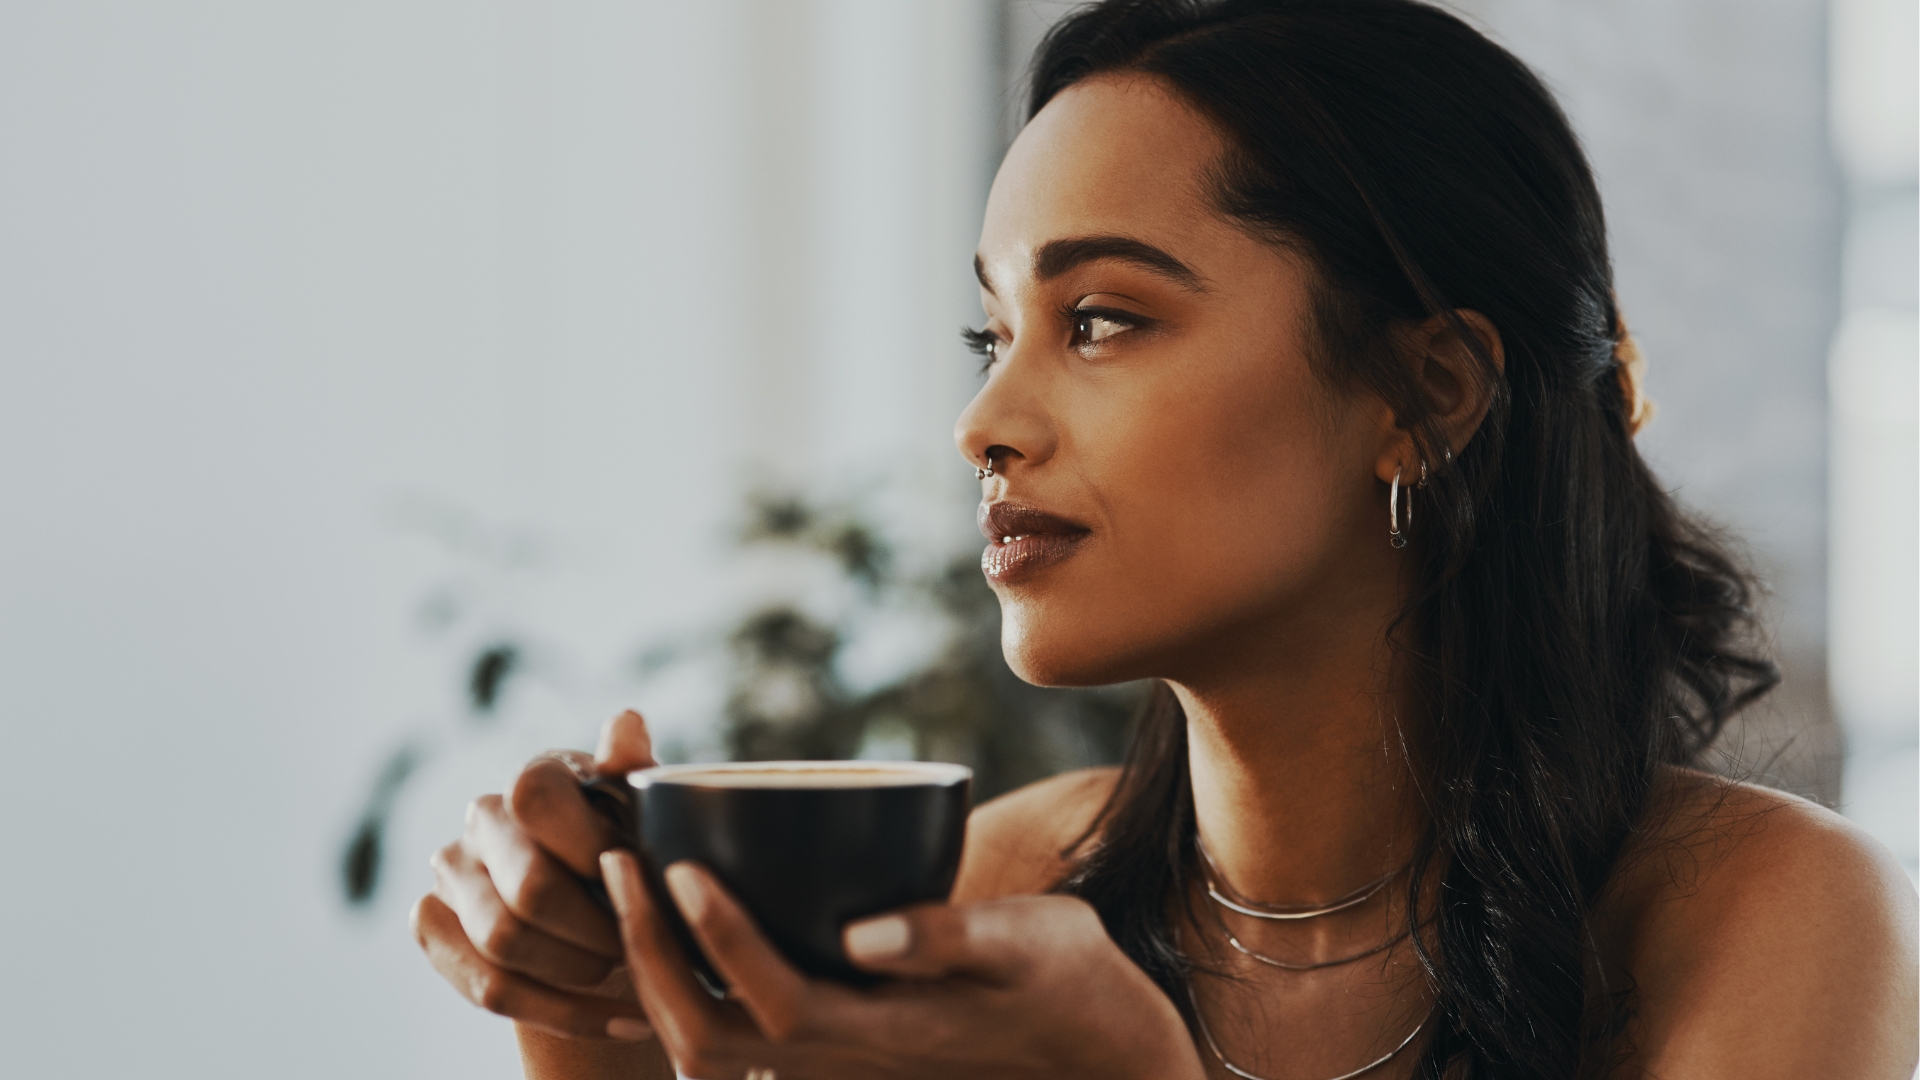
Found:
<box><xmin>606</xmin><ymin>760</ymin><xmax>971</xmax><ymax>988</ymax></box>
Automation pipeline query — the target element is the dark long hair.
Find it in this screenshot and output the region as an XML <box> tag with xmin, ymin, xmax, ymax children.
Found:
<box><xmin>1030</xmin><ymin>2</ymin><xmax>1779</xmax><ymax>1076</ymax></box>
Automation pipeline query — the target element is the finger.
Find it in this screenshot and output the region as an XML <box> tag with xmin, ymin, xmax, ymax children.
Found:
<box><xmin>412</xmin><ymin>893</ymin><xmax>653</xmax><ymax>1042</ymax></box>
<box><xmin>508</xmin><ymin>754</ymin><xmax>624</xmax><ymax>876</ymax></box>
<box><xmin>602</xmin><ymin>850</ymin><xmax>761</xmax><ymax>1070</ymax></box>
<box><xmin>431</xmin><ymin>841</ymin><xmax>622</xmax><ymax>990</ymax></box>
<box><xmin>843</xmin><ymin>895</ymin><xmax>1094</xmax><ymax>983</ymax></box>
<box><xmin>594</xmin><ymin>709</ymin><xmax>658</xmax><ymax>774</ymax></box>
<box><xmin>467</xmin><ymin>795</ymin><xmax>623</xmax><ymax>956</ymax></box>
<box><xmin>663</xmin><ymin>862</ymin><xmax>817</xmax><ymax>1043</ymax></box>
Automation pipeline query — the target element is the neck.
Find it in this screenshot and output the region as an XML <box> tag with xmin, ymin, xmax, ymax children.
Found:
<box><xmin>1168</xmin><ymin>604</ymin><xmax>1426</xmax><ymax>907</ymax></box>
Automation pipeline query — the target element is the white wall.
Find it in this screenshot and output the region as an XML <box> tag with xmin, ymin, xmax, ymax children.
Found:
<box><xmin>1825</xmin><ymin>0</ymin><xmax>1918</xmax><ymax>874</ymax></box>
<box><xmin>0</xmin><ymin>2</ymin><xmax>994</xmax><ymax>1076</ymax></box>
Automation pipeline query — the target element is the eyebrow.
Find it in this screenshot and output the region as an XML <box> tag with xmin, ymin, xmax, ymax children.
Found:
<box><xmin>973</xmin><ymin>234</ymin><xmax>1208</xmax><ymax>296</ymax></box>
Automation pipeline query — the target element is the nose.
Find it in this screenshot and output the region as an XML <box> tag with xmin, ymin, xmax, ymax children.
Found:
<box><xmin>954</xmin><ymin>348</ymin><xmax>1056</xmax><ymax>480</ymax></box>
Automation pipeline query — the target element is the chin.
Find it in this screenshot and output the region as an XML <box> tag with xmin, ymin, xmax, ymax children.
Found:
<box><xmin>996</xmin><ymin>595</ymin><xmax>1152</xmax><ymax>688</ymax></box>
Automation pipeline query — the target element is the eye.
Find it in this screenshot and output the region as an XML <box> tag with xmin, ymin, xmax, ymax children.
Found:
<box><xmin>1074</xmin><ymin>312</ymin><xmax>1126</xmax><ymax>343</ymax></box>
<box><xmin>1065</xmin><ymin>304</ymin><xmax>1149</xmax><ymax>349</ymax></box>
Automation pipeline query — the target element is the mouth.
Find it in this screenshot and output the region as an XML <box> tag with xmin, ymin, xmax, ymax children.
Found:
<box><xmin>978</xmin><ymin>502</ymin><xmax>1091</xmax><ymax>584</ymax></box>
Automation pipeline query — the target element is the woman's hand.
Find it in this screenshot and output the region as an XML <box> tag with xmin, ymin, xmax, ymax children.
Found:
<box><xmin>601</xmin><ymin>851</ymin><xmax>1207</xmax><ymax>1080</ymax></box>
<box><xmin>411</xmin><ymin>710</ymin><xmax>659</xmax><ymax>1043</ymax></box>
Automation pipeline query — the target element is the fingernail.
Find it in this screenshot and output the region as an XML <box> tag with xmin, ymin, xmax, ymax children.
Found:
<box><xmin>664</xmin><ymin>863</ymin><xmax>707</xmax><ymax>921</ymax></box>
<box><xmin>844</xmin><ymin>915</ymin><xmax>910</xmax><ymax>961</ymax></box>
<box><xmin>593</xmin><ymin>714</ymin><xmax>630</xmax><ymax>763</ymax></box>
<box><xmin>600</xmin><ymin>851</ymin><xmax>636</xmax><ymax>902</ymax></box>
<box><xmin>605</xmin><ymin>1016</ymin><xmax>652</xmax><ymax>1041</ymax></box>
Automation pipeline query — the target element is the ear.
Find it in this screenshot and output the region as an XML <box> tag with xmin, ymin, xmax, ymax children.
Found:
<box><xmin>1373</xmin><ymin>309</ymin><xmax>1504</xmax><ymax>484</ymax></box>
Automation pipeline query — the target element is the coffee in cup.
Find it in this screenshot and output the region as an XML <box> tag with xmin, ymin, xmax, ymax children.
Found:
<box><xmin>606</xmin><ymin>760</ymin><xmax>972</xmax><ymax>987</ymax></box>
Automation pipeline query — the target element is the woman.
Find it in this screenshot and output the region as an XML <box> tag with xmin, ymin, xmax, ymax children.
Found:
<box><xmin>412</xmin><ymin>1</ymin><xmax>1918</xmax><ymax>1076</ymax></box>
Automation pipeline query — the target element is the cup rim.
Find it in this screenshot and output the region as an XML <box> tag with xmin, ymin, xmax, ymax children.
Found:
<box><xmin>627</xmin><ymin>759</ymin><xmax>972</xmax><ymax>789</ymax></box>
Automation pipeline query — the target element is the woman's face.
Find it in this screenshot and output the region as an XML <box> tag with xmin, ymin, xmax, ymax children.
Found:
<box><xmin>957</xmin><ymin>75</ymin><xmax>1404</xmax><ymax>687</ymax></box>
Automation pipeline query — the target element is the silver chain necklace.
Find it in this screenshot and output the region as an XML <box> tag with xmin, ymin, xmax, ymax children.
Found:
<box><xmin>1220</xmin><ymin>921</ymin><xmax>1412</xmax><ymax>972</ymax></box>
<box><xmin>1197</xmin><ymin>837</ymin><xmax>1407</xmax><ymax>921</ymax></box>
<box><xmin>1187</xmin><ymin>985</ymin><xmax>1428</xmax><ymax>1080</ymax></box>
<box><xmin>1188</xmin><ymin>838</ymin><xmax>1426</xmax><ymax>1077</ymax></box>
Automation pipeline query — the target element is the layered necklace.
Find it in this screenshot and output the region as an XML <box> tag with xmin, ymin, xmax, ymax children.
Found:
<box><xmin>1188</xmin><ymin>838</ymin><xmax>1428</xmax><ymax>1080</ymax></box>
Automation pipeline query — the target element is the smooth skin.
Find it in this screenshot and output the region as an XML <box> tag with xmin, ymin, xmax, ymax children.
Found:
<box><xmin>415</xmin><ymin>75</ymin><xmax>1918</xmax><ymax>1079</ymax></box>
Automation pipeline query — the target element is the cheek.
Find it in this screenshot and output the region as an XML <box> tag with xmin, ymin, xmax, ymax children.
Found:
<box><xmin>998</xmin><ymin>354</ymin><xmax>1374</xmax><ymax>685</ymax></box>
<box><xmin>1119</xmin><ymin>369</ymin><xmax>1354</xmax><ymax>597</ymax></box>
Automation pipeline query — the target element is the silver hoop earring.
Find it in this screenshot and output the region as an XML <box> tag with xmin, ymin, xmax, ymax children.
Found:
<box><xmin>1418</xmin><ymin>460</ymin><xmax>1429</xmax><ymax>490</ymax></box>
<box><xmin>1389</xmin><ymin>467</ymin><xmax>1408</xmax><ymax>549</ymax></box>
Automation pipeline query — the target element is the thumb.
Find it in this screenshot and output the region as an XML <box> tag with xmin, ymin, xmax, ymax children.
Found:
<box><xmin>843</xmin><ymin>896</ymin><xmax>1088</xmax><ymax>984</ymax></box>
<box><xmin>594</xmin><ymin>709</ymin><xmax>657</xmax><ymax>774</ymax></box>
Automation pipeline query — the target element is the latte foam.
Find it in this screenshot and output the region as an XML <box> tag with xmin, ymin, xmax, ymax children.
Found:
<box><xmin>631</xmin><ymin>761</ymin><xmax>970</xmax><ymax>790</ymax></box>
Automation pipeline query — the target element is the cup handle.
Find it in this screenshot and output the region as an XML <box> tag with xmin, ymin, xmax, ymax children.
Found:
<box><xmin>577</xmin><ymin>772</ymin><xmax>729</xmax><ymax>998</ymax></box>
<box><xmin>577</xmin><ymin>773</ymin><xmax>637</xmax><ymax>914</ymax></box>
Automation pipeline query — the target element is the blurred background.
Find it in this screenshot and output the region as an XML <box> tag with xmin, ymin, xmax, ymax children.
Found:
<box><xmin>0</xmin><ymin>0</ymin><xmax>1912</xmax><ymax>1076</ymax></box>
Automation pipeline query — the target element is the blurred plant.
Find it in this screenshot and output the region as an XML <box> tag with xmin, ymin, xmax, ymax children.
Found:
<box><xmin>468</xmin><ymin>644</ymin><xmax>519</xmax><ymax>715</ymax></box>
<box><xmin>339</xmin><ymin>489</ymin><xmax>1142</xmax><ymax>906</ymax></box>
<box><xmin>340</xmin><ymin>637</ymin><xmax>526</xmax><ymax>907</ymax></box>
<box><xmin>341</xmin><ymin>742</ymin><xmax>423</xmax><ymax>905</ymax></box>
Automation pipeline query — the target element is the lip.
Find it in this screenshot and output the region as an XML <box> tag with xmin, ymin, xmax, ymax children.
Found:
<box><xmin>977</xmin><ymin>502</ymin><xmax>1091</xmax><ymax>584</ymax></box>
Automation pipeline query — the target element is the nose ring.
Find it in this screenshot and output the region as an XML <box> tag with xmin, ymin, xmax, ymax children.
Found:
<box><xmin>974</xmin><ymin>451</ymin><xmax>996</xmax><ymax>480</ymax></box>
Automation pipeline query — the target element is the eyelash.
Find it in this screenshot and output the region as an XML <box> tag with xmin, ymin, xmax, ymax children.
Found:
<box><xmin>960</xmin><ymin>326</ymin><xmax>999</xmax><ymax>373</ymax></box>
<box><xmin>961</xmin><ymin>304</ymin><xmax>1151</xmax><ymax>374</ymax></box>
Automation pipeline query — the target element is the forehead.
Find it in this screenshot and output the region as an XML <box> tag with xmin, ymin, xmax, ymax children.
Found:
<box><xmin>978</xmin><ymin>75</ymin><xmax>1229</xmax><ymax>281</ymax></box>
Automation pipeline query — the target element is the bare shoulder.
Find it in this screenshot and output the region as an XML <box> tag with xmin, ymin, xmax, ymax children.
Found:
<box><xmin>1611</xmin><ymin>766</ymin><xmax>1915</xmax><ymax>935</ymax></box>
<box><xmin>951</xmin><ymin>767</ymin><xmax>1120</xmax><ymax>903</ymax></box>
<box><xmin>1603</xmin><ymin>766</ymin><xmax>1918</xmax><ymax>1078</ymax></box>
